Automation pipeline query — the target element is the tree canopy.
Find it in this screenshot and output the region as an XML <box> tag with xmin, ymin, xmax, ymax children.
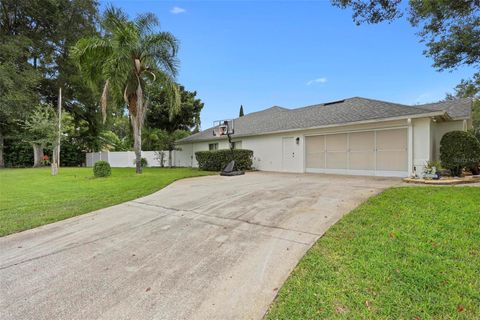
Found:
<box><xmin>146</xmin><ymin>84</ymin><xmax>204</xmax><ymax>133</ymax></box>
<box><xmin>332</xmin><ymin>0</ymin><xmax>480</xmax><ymax>78</ymax></box>
<box><xmin>72</xmin><ymin>6</ymin><xmax>181</xmax><ymax>173</ymax></box>
<box><xmin>0</xmin><ymin>0</ymin><xmax>100</xmax><ymax>166</ymax></box>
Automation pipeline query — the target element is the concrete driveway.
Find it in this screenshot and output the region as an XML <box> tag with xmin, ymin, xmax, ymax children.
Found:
<box><xmin>0</xmin><ymin>172</ymin><xmax>400</xmax><ymax>320</ymax></box>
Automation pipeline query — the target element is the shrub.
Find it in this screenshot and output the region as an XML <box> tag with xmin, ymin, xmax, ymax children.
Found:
<box><xmin>132</xmin><ymin>157</ymin><xmax>148</xmax><ymax>167</ymax></box>
<box><xmin>4</xmin><ymin>139</ymin><xmax>33</xmax><ymax>167</ymax></box>
<box><xmin>93</xmin><ymin>160</ymin><xmax>112</xmax><ymax>177</ymax></box>
<box><xmin>195</xmin><ymin>149</ymin><xmax>253</xmax><ymax>171</ymax></box>
<box><xmin>440</xmin><ymin>131</ymin><xmax>480</xmax><ymax>176</ymax></box>
<box><xmin>60</xmin><ymin>140</ymin><xmax>84</xmax><ymax>167</ymax></box>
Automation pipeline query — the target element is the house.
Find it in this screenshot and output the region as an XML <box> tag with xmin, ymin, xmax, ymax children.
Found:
<box><xmin>174</xmin><ymin>97</ymin><xmax>473</xmax><ymax>177</ymax></box>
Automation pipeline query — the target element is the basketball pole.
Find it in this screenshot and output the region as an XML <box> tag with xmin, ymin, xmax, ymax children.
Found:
<box><xmin>227</xmin><ymin>131</ymin><xmax>236</xmax><ymax>169</ymax></box>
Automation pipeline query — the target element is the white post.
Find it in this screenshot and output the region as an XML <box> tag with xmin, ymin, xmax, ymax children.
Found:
<box><xmin>407</xmin><ymin>118</ymin><xmax>414</xmax><ymax>177</ymax></box>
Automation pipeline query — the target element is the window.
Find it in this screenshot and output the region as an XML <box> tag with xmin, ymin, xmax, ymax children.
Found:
<box><xmin>231</xmin><ymin>141</ymin><xmax>242</xmax><ymax>149</ymax></box>
<box><xmin>209</xmin><ymin>143</ymin><xmax>218</xmax><ymax>150</ymax></box>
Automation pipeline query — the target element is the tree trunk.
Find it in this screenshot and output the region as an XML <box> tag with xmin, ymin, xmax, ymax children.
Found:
<box><xmin>0</xmin><ymin>131</ymin><xmax>4</xmax><ymax>168</ymax></box>
<box><xmin>160</xmin><ymin>152</ymin><xmax>164</xmax><ymax>168</ymax></box>
<box><xmin>131</xmin><ymin>115</ymin><xmax>142</xmax><ymax>174</ymax></box>
<box><xmin>168</xmin><ymin>150</ymin><xmax>172</xmax><ymax>168</ymax></box>
<box><xmin>32</xmin><ymin>144</ymin><xmax>44</xmax><ymax>167</ymax></box>
<box><xmin>131</xmin><ymin>82</ymin><xmax>146</xmax><ymax>174</ymax></box>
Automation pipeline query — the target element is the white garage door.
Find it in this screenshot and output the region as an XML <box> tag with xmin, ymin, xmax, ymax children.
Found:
<box><xmin>305</xmin><ymin>128</ymin><xmax>408</xmax><ymax>177</ymax></box>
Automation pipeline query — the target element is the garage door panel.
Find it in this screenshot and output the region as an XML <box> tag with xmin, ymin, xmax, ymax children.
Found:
<box><xmin>376</xmin><ymin>150</ymin><xmax>407</xmax><ymax>171</ymax></box>
<box><xmin>305</xmin><ymin>128</ymin><xmax>408</xmax><ymax>175</ymax></box>
<box><xmin>349</xmin><ymin>131</ymin><xmax>374</xmax><ymax>151</ymax></box>
<box><xmin>326</xmin><ymin>152</ymin><xmax>347</xmax><ymax>169</ymax></box>
<box><xmin>326</xmin><ymin>134</ymin><xmax>347</xmax><ymax>151</ymax></box>
<box><xmin>306</xmin><ymin>136</ymin><xmax>325</xmax><ymax>169</ymax></box>
<box><xmin>349</xmin><ymin>151</ymin><xmax>375</xmax><ymax>170</ymax></box>
<box><xmin>306</xmin><ymin>152</ymin><xmax>325</xmax><ymax>168</ymax></box>
<box><xmin>306</xmin><ymin>136</ymin><xmax>324</xmax><ymax>150</ymax></box>
<box><xmin>376</xmin><ymin>129</ymin><xmax>407</xmax><ymax>150</ymax></box>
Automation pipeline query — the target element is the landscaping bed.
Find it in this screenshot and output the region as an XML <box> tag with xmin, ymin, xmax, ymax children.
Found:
<box><xmin>403</xmin><ymin>175</ymin><xmax>480</xmax><ymax>185</ymax></box>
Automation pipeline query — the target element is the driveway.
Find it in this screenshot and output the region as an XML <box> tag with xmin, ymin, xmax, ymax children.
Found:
<box><xmin>0</xmin><ymin>172</ymin><xmax>400</xmax><ymax>320</ymax></box>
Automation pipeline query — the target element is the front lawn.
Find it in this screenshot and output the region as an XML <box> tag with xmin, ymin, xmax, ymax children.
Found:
<box><xmin>266</xmin><ymin>187</ymin><xmax>480</xmax><ymax>319</ymax></box>
<box><xmin>0</xmin><ymin>167</ymin><xmax>212</xmax><ymax>237</ymax></box>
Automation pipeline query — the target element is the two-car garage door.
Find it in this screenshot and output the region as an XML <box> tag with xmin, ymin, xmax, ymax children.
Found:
<box><xmin>305</xmin><ymin>128</ymin><xmax>408</xmax><ymax>177</ymax></box>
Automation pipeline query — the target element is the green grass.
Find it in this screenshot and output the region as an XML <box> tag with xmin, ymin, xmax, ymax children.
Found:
<box><xmin>266</xmin><ymin>187</ymin><xmax>480</xmax><ymax>320</ymax></box>
<box><xmin>0</xmin><ymin>167</ymin><xmax>212</xmax><ymax>237</ymax></box>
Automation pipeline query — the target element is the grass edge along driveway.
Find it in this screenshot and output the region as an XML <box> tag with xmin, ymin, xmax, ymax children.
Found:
<box><xmin>0</xmin><ymin>167</ymin><xmax>212</xmax><ymax>237</ymax></box>
<box><xmin>266</xmin><ymin>186</ymin><xmax>480</xmax><ymax>320</ymax></box>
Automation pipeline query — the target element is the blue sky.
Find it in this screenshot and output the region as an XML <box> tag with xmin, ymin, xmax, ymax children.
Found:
<box><xmin>102</xmin><ymin>1</ymin><xmax>476</xmax><ymax>129</ymax></box>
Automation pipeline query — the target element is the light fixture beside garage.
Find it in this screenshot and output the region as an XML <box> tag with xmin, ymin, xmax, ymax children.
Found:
<box><xmin>296</xmin><ymin>137</ymin><xmax>300</xmax><ymax>144</ymax></box>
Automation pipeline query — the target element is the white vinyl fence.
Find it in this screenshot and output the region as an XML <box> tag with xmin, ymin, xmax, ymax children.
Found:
<box><xmin>86</xmin><ymin>151</ymin><xmax>176</xmax><ymax>168</ymax></box>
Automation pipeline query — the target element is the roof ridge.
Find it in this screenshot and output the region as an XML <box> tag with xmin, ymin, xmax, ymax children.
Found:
<box><xmin>243</xmin><ymin>105</ymin><xmax>288</xmax><ymax>117</ymax></box>
<box><xmin>416</xmin><ymin>96</ymin><xmax>473</xmax><ymax>107</ymax></box>
<box><xmin>350</xmin><ymin>96</ymin><xmax>445</xmax><ymax>113</ymax></box>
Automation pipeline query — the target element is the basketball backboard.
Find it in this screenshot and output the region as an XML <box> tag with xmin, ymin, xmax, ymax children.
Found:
<box><xmin>213</xmin><ymin>119</ymin><xmax>234</xmax><ymax>137</ymax></box>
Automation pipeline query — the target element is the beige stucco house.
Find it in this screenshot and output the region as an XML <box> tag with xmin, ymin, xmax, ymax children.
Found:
<box><xmin>175</xmin><ymin>97</ymin><xmax>472</xmax><ymax>177</ymax></box>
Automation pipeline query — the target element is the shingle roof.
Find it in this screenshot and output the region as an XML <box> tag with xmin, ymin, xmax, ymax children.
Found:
<box><xmin>178</xmin><ymin>96</ymin><xmax>463</xmax><ymax>143</ymax></box>
<box><xmin>415</xmin><ymin>98</ymin><xmax>472</xmax><ymax>120</ymax></box>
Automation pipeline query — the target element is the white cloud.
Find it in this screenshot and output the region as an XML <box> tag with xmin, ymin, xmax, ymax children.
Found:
<box><xmin>306</xmin><ymin>77</ymin><xmax>327</xmax><ymax>86</ymax></box>
<box><xmin>170</xmin><ymin>6</ymin><xmax>186</xmax><ymax>14</ymax></box>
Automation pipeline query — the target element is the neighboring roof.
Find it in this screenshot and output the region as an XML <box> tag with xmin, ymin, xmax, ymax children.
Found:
<box><xmin>178</xmin><ymin>96</ymin><xmax>461</xmax><ymax>143</ymax></box>
<box><xmin>415</xmin><ymin>98</ymin><xmax>472</xmax><ymax>120</ymax></box>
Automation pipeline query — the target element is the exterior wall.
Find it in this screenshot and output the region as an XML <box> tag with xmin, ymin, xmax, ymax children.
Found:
<box><xmin>243</xmin><ymin>133</ymin><xmax>300</xmax><ymax>172</ymax></box>
<box><xmin>178</xmin><ymin>119</ymin><xmax>409</xmax><ymax>174</ymax></box>
<box><xmin>86</xmin><ymin>151</ymin><xmax>172</xmax><ymax>167</ymax></box>
<box><xmin>412</xmin><ymin>118</ymin><xmax>432</xmax><ymax>175</ymax></box>
<box><xmin>176</xmin><ymin>117</ymin><xmax>470</xmax><ymax>177</ymax></box>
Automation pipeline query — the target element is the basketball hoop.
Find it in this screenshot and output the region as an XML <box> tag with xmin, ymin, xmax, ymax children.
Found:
<box><xmin>213</xmin><ymin>120</ymin><xmax>234</xmax><ymax>137</ymax></box>
<box><xmin>212</xmin><ymin>119</ymin><xmax>244</xmax><ymax>176</ymax></box>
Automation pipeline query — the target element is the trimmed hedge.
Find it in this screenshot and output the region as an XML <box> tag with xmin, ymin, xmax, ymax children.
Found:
<box><xmin>93</xmin><ymin>160</ymin><xmax>112</xmax><ymax>177</ymax></box>
<box><xmin>195</xmin><ymin>149</ymin><xmax>253</xmax><ymax>171</ymax></box>
<box><xmin>440</xmin><ymin>131</ymin><xmax>480</xmax><ymax>176</ymax></box>
<box><xmin>3</xmin><ymin>138</ymin><xmax>84</xmax><ymax>167</ymax></box>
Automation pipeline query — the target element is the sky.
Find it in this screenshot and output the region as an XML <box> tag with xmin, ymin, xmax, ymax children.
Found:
<box><xmin>101</xmin><ymin>0</ymin><xmax>476</xmax><ymax>129</ymax></box>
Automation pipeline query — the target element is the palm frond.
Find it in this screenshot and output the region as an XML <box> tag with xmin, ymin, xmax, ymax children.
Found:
<box><xmin>71</xmin><ymin>37</ymin><xmax>113</xmax><ymax>91</ymax></box>
<box><xmin>134</xmin><ymin>12</ymin><xmax>159</xmax><ymax>36</ymax></box>
<box><xmin>102</xmin><ymin>6</ymin><xmax>129</xmax><ymax>35</ymax></box>
<box><xmin>154</xmin><ymin>72</ymin><xmax>181</xmax><ymax>120</ymax></box>
<box><xmin>141</xmin><ymin>32</ymin><xmax>180</xmax><ymax>76</ymax></box>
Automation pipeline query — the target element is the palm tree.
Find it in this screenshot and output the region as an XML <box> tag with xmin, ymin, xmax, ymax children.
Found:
<box><xmin>72</xmin><ymin>7</ymin><xmax>180</xmax><ymax>173</ymax></box>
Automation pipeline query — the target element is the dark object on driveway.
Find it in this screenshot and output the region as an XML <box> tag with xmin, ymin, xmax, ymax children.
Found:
<box><xmin>220</xmin><ymin>160</ymin><xmax>245</xmax><ymax>176</ymax></box>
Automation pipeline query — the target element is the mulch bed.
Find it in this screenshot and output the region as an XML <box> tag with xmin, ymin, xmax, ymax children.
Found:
<box><xmin>403</xmin><ymin>175</ymin><xmax>480</xmax><ymax>185</ymax></box>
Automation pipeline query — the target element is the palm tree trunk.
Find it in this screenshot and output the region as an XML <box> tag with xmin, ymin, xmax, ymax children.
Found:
<box><xmin>132</xmin><ymin>117</ymin><xmax>142</xmax><ymax>174</ymax></box>
<box><xmin>131</xmin><ymin>83</ymin><xmax>146</xmax><ymax>174</ymax></box>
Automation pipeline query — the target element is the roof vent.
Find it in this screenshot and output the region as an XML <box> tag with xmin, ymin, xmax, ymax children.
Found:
<box><xmin>323</xmin><ymin>99</ymin><xmax>345</xmax><ymax>106</ymax></box>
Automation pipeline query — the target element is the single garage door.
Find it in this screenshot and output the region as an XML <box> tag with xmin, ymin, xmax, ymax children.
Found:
<box><xmin>305</xmin><ymin>128</ymin><xmax>408</xmax><ymax>177</ymax></box>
